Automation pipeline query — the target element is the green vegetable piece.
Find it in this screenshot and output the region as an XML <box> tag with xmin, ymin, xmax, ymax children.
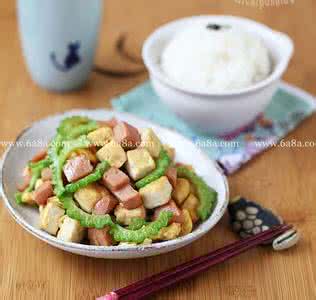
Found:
<box><xmin>135</xmin><ymin>149</ymin><xmax>171</xmax><ymax>189</ymax></box>
<box><xmin>64</xmin><ymin>161</ymin><xmax>110</xmax><ymax>194</ymax></box>
<box><xmin>126</xmin><ymin>218</ymin><xmax>147</xmax><ymax>230</ymax></box>
<box><xmin>28</xmin><ymin>158</ymin><xmax>51</xmax><ymax>169</ymax></box>
<box><xmin>49</xmin><ymin>135</ymin><xmax>91</xmax><ymax>196</ymax></box>
<box><xmin>111</xmin><ymin>211</ymin><xmax>173</xmax><ymax>244</ymax></box>
<box><xmin>176</xmin><ymin>166</ymin><xmax>217</xmax><ymax>221</ymax></box>
<box><xmin>57</xmin><ymin>116</ymin><xmax>98</xmax><ymax>140</ymax></box>
<box><xmin>15</xmin><ymin>158</ymin><xmax>51</xmax><ymax>205</ymax></box>
<box><xmin>61</xmin><ymin>193</ymin><xmax>114</xmax><ymax>229</ymax></box>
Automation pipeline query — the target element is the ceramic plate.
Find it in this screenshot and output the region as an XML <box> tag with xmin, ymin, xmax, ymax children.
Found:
<box><xmin>0</xmin><ymin>109</ymin><xmax>229</xmax><ymax>259</ymax></box>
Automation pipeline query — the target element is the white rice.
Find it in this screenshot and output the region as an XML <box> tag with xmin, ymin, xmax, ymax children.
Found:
<box><xmin>161</xmin><ymin>23</ymin><xmax>271</xmax><ymax>93</ymax></box>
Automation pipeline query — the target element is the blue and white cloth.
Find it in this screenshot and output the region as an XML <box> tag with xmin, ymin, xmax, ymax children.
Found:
<box><xmin>112</xmin><ymin>81</ymin><xmax>315</xmax><ymax>174</ymax></box>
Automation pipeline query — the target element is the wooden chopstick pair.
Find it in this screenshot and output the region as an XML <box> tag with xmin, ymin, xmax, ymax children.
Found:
<box><xmin>97</xmin><ymin>223</ymin><xmax>292</xmax><ymax>300</ymax></box>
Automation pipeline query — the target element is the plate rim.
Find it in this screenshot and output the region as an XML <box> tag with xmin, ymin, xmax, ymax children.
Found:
<box><xmin>0</xmin><ymin>109</ymin><xmax>229</xmax><ymax>255</ymax></box>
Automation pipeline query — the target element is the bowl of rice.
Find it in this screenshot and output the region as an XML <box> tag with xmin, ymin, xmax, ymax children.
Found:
<box><xmin>142</xmin><ymin>15</ymin><xmax>294</xmax><ymax>135</ymax></box>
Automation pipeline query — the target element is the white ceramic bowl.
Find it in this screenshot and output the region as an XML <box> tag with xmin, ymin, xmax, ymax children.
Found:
<box><xmin>0</xmin><ymin>109</ymin><xmax>229</xmax><ymax>259</ymax></box>
<box><xmin>142</xmin><ymin>15</ymin><xmax>294</xmax><ymax>135</ymax></box>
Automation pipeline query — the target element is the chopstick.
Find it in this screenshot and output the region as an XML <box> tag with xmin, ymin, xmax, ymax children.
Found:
<box><xmin>97</xmin><ymin>224</ymin><xmax>291</xmax><ymax>300</ymax></box>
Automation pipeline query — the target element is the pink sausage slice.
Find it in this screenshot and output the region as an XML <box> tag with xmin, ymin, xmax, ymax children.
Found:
<box><xmin>34</xmin><ymin>181</ymin><xmax>54</xmax><ymax>205</ymax></box>
<box><xmin>63</xmin><ymin>155</ymin><xmax>93</xmax><ymax>183</ymax></box>
<box><xmin>17</xmin><ymin>167</ymin><xmax>32</xmax><ymax>192</ymax></box>
<box><xmin>41</xmin><ymin>167</ymin><xmax>52</xmax><ymax>181</ymax></box>
<box><xmin>88</xmin><ymin>227</ymin><xmax>113</xmax><ymax>246</ymax></box>
<box><xmin>93</xmin><ymin>195</ymin><xmax>119</xmax><ymax>215</ymax></box>
<box><xmin>153</xmin><ymin>200</ymin><xmax>184</xmax><ymax>224</ymax></box>
<box><xmin>113</xmin><ymin>121</ymin><xmax>141</xmax><ymax>150</ymax></box>
<box><xmin>166</xmin><ymin>167</ymin><xmax>177</xmax><ymax>188</ymax></box>
<box><xmin>31</xmin><ymin>149</ymin><xmax>47</xmax><ymax>163</ymax></box>
<box><xmin>102</xmin><ymin>167</ymin><xmax>130</xmax><ymax>191</ymax></box>
<box><xmin>112</xmin><ymin>185</ymin><xmax>142</xmax><ymax>210</ymax></box>
<box><xmin>98</xmin><ymin>118</ymin><xmax>118</xmax><ymax>129</ymax></box>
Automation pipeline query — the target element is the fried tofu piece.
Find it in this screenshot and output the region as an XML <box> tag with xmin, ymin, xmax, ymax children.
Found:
<box><xmin>140</xmin><ymin>128</ymin><xmax>162</xmax><ymax>158</ymax></box>
<box><xmin>114</xmin><ymin>204</ymin><xmax>146</xmax><ymax>226</ymax></box>
<box><xmin>182</xmin><ymin>193</ymin><xmax>200</xmax><ymax>223</ymax></box>
<box><xmin>40</xmin><ymin>201</ymin><xmax>65</xmax><ymax>235</ymax></box>
<box><xmin>172</xmin><ymin>178</ymin><xmax>190</xmax><ymax>206</ymax></box>
<box><xmin>21</xmin><ymin>191</ymin><xmax>36</xmax><ymax>205</ymax></box>
<box><xmin>57</xmin><ymin>216</ymin><xmax>85</xmax><ymax>243</ymax></box>
<box><xmin>139</xmin><ymin>176</ymin><xmax>172</xmax><ymax>209</ymax></box>
<box><xmin>87</xmin><ymin>127</ymin><xmax>113</xmax><ymax>147</ymax></box>
<box><xmin>96</xmin><ymin>140</ymin><xmax>127</xmax><ymax>168</ymax></box>
<box><xmin>126</xmin><ymin>148</ymin><xmax>156</xmax><ymax>181</ymax></box>
<box><xmin>72</xmin><ymin>149</ymin><xmax>98</xmax><ymax>164</ymax></box>
<box><xmin>152</xmin><ymin>223</ymin><xmax>181</xmax><ymax>241</ymax></box>
<box><xmin>34</xmin><ymin>179</ymin><xmax>44</xmax><ymax>190</ymax></box>
<box><xmin>180</xmin><ymin>209</ymin><xmax>193</xmax><ymax>236</ymax></box>
<box><xmin>74</xmin><ymin>183</ymin><xmax>108</xmax><ymax>213</ymax></box>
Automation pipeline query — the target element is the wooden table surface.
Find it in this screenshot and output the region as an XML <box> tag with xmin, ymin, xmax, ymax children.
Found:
<box><xmin>1</xmin><ymin>0</ymin><xmax>315</xmax><ymax>299</ymax></box>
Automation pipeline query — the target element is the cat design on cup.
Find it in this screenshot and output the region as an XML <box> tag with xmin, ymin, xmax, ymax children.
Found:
<box><xmin>50</xmin><ymin>41</ymin><xmax>81</xmax><ymax>72</ymax></box>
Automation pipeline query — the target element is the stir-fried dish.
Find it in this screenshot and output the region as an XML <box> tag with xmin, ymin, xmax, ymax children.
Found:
<box><xmin>15</xmin><ymin>116</ymin><xmax>217</xmax><ymax>246</ymax></box>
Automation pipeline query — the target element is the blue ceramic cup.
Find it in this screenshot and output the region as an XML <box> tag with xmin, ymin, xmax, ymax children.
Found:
<box><xmin>17</xmin><ymin>0</ymin><xmax>103</xmax><ymax>92</ymax></box>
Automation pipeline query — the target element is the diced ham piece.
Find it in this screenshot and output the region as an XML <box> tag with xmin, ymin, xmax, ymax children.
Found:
<box><xmin>17</xmin><ymin>167</ymin><xmax>32</xmax><ymax>192</ymax></box>
<box><xmin>93</xmin><ymin>195</ymin><xmax>119</xmax><ymax>215</ymax></box>
<box><xmin>98</xmin><ymin>118</ymin><xmax>118</xmax><ymax>129</ymax></box>
<box><xmin>113</xmin><ymin>121</ymin><xmax>141</xmax><ymax>150</ymax></box>
<box><xmin>31</xmin><ymin>149</ymin><xmax>47</xmax><ymax>163</ymax></box>
<box><xmin>153</xmin><ymin>200</ymin><xmax>184</xmax><ymax>224</ymax></box>
<box><xmin>63</xmin><ymin>155</ymin><xmax>93</xmax><ymax>183</ymax></box>
<box><xmin>34</xmin><ymin>181</ymin><xmax>54</xmax><ymax>205</ymax></box>
<box><xmin>112</xmin><ymin>185</ymin><xmax>142</xmax><ymax>209</ymax></box>
<box><xmin>88</xmin><ymin>227</ymin><xmax>113</xmax><ymax>246</ymax></box>
<box><xmin>102</xmin><ymin>167</ymin><xmax>130</xmax><ymax>191</ymax></box>
<box><xmin>166</xmin><ymin>167</ymin><xmax>177</xmax><ymax>188</ymax></box>
<box><xmin>41</xmin><ymin>167</ymin><xmax>52</xmax><ymax>181</ymax></box>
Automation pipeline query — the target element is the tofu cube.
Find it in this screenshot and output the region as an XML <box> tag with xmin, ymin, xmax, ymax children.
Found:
<box><xmin>182</xmin><ymin>193</ymin><xmax>200</xmax><ymax>223</ymax></box>
<box><xmin>180</xmin><ymin>209</ymin><xmax>193</xmax><ymax>236</ymax></box>
<box><xmin>96</xmin><ymin>140</ymin><xmax>126</xmax><ymax>168</ymax></box>
<box><xmin>40</xmin><ymin>201</ymin><xmax>65</xmax><ymax>235</ymax></box>
<box><xmin>87</xmin><ymin>127</ymin><xmax>113</xmax><ymax>147</ymax></box>
<box><xmin>172</xmin><ymin>178</ymin><xmax>190</xmax><ymax>205</ymax></box>
<box><xmin>152</xmin><ymin>223</ymin><xmax>181</xmax><ymax>241</ymax></box>
<box><xmin>126</xmin><ymin>148</ymin><xmax>155</xmax><ymax>180</ymax></box>
<box><xmin>140</xmin><ymin>128</ymin><xmax>162</xmax><ymax>158</ymax></box>
<box><xmin>74</xmin><ymin>183</ymin><xmax>107</xmax><ymax>213</ymax></box>
<box><xmin>114</xmin><ymin>204</ymin><xmax>146</xmax><ymax>226</ymax></box>
<box><xmin>21</xmin><ymin>191</ymin><xmax>36</xmax><ymax>205</ymax></box>
<box><xmin>57</xmin><ymin>216</ymin><xmax>85</xmax><ymax>243</ymax></box>
<box><xmin>139</xmin><ymin>176</ymin><xmax>172</xmax><ymax>209</ymax></box>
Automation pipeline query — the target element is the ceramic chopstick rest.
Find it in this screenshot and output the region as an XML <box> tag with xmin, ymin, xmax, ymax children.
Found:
<box><xmin>272</xmin><ymin>229</ymin><xmax>300</xmax><ymax>251</ymax></box>
<box><xmin>228</xmin><ymin>196</ymin><xmax>300</xmax><ymax>250</ymax></box>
